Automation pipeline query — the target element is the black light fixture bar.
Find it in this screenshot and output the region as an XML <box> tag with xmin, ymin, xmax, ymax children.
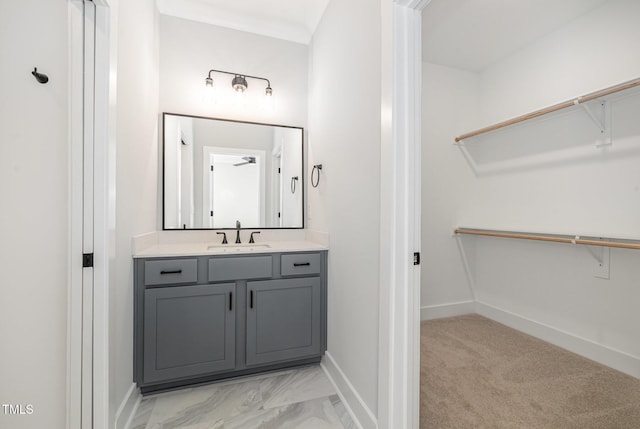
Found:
<box><xmin>206</xmin><ymin>69</ymin><xmax>272</xmax><ymax>95</ymax></box>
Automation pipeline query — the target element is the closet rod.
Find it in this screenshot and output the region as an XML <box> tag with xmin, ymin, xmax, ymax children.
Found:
<box><xmin>454</xmin><ymin>228</ymin><xmax>640</xmax><ymax>251</ymax></box>
<box><xmin>454</xmin><ymin>77</ymin><xmax>640</xmax><ymax>142</ymax></box>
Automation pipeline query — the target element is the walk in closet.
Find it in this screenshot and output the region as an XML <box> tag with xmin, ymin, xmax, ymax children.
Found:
<box><xmin>420</xmin><ymin>0</ymin><xmax>640</xmax><ymax>425</ymax></box>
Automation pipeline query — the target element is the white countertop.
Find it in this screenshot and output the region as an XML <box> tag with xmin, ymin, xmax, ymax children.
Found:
<box><xmin>132</xmin><ymin>230</ymin><xmax>329</xmax><ymax>259</ymax></box>
<box><xmin>133</xmin><ymin>240</ymin><xmax>328</xmax><ymax>258</ymax></box>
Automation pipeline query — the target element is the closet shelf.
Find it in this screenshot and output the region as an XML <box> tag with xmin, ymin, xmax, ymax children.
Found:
<box><xmin>454</xmin><ymin>228</ymin><xmax>640</xmax><ymax>251</ymax></box>
<box><xmin>454</xmin><ymin>77</ymin><xmax>640</xmax><ymax>143</ymax></box>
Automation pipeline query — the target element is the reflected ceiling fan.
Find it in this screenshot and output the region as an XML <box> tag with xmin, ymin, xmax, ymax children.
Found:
<box><xmin>233</xmin><ymin>156</ymin><xmax>256</xmax><ymax>167</ymax></box>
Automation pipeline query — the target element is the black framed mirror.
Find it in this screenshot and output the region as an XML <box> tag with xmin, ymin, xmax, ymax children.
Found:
<box><xmin>163</xmin><ymin>113</ymin><xmax>304</xmax><ymax>230</ymax></box>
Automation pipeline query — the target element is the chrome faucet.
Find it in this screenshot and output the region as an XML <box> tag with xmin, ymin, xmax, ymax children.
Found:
<box><xmin>235</xmin><ymin>220</ymin><xmax>241</xmax><ymax>244</ymax></box>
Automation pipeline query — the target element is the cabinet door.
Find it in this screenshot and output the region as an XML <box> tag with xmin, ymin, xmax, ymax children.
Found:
<box><xmin>246</xmin><ymin>278</ymin><xmax>321</xmax><ymax>366</ymax></box>
<box><xmin>144</xmin><ymin>283</ymin><xmax>235</xmax><ymax>384</ymax></box>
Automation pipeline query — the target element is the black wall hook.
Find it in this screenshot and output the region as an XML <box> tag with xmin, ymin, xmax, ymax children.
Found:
<box><xmin>32</xmin><ymin>67</ymin><xmax>49</xmax><ymax>84</ymax></box>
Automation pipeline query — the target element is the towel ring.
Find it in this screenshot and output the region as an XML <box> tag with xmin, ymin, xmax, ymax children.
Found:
<box><xmin>311</xmin><ymin>164</ymin><xmax>322</xmax><ymax>188</ymax></box>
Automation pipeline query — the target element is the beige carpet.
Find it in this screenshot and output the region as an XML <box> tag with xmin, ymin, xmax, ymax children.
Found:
<box><xmin>420</xmin><ymin>314</ymin><xmax>640</xmax><ymax>429</ymax></box>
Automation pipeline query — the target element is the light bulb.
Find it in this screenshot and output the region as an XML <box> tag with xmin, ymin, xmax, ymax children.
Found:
<box><xmin>264</xmin><ymin>94</ymin><xmax>274</xmax><ymax>112</ymax></box>
<box><xmin>232</xmin><ymin>75</ymin><xmax>248</xmax><ymax>93</ymax></box>
<box><xmin>204</xmin><ymin>77</ymin><xmax>217</xmax><ymax>104</ymax></box>
<box><xmin>234</xmin><ymin>89</ymin><xmax>246</xmax><ymax>108</ymax></box>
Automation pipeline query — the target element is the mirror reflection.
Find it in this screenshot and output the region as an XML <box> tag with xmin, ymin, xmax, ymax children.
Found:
<box><xmin>163</xmin><ymin>113</ymin><xmax>303</xmax><ymax>229</ymax></box>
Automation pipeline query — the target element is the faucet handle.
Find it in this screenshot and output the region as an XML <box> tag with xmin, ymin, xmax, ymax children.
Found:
<box><xmin>216</xmin><ymin>232</ymin><xmax>228</xmax><ymax>244</ymax></box>
<box><xmin>249</xmin><ymin>231</ymin><xmax>261</xmax><ymax>244</ymax></box>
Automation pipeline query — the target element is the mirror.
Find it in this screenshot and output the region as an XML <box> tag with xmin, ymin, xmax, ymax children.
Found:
<box><xmin>163</xmin><ymin>113</ymin><xmax>304</xmax><ymax>229</ymax></box>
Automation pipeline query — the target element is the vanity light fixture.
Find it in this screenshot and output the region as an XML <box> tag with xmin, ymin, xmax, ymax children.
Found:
<box><xmin>205</xmin><ymin>69</ymin><xmax>273</xmax><ymax>97</ymax></box>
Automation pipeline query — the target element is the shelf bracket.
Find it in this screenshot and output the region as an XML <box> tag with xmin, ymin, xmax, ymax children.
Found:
<box><xmin>578</xmin><ymin>100</ymin><xmax>612</xmax><ymax>147</ymax></box>
<box><xmin>454</xmin><ymin>140</ymin><xmax>481</xmax><ymax>173</ymax></box>
<box><xmin>584</xmin><ymin>240</ymin><xmax>610</xmax><ymax>279</ymax></box>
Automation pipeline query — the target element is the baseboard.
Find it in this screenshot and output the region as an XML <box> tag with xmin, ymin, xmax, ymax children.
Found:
<box><xmin>114</xmin><ymin>383</ymin><xmax>141</xmax><ymax>429</ymax></box>
<box><xmin>321</xmin><ymin>353</ymin><xmax>377</xmax><ymax>429</ymax></box>
<box><xmin>420</xmin><ymin>301</ymin><xmax>475</xmax><ymax>320</ymax></box>
<box><xmin>476</xmin><ymin>301</ymin><xmax>640</xmax><ymax>379</ymax></box>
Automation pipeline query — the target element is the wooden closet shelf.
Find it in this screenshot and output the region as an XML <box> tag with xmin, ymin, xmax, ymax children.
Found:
<box><xmin>454</xmin><ymin>77</ymin><xmax>640</xmax><ymax>143</ymax></box>
<box><xmin>454</xmin><ymin>228</ymin><xmax>640</xmax><ymax>250</ymax></box>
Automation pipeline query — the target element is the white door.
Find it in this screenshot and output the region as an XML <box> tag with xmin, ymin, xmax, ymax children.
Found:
<box><xmin>211</xmin><ymin>153</ymin><xmax>261</xmax><ymax>228</ymax></box>
<box><xmin>203</xmin><ymin>147</ymin><xmax>265</xmax><ymax>228</ymax></box>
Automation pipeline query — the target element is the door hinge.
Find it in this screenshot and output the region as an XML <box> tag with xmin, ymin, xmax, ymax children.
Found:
<box><xmin>210</xmin><ymin>165</ymin><xmax>214</xmax><ymax>171</ymax></box>
<box><xmin>210</xmin><ymin>210</ymin><xmax>214</xmax><ymax>217</ymax></box>
<box><xmin>83</xmin><ymin>253</ymin><xmax>94</xmax><ymax>268</ymax></box>
<box><xmin>413</xmin><ymin>252</ymin><xmax>420</xmax><ymax>266</ymax></box>
<box><xmin>278</xmin><ymin>168</ymin><xmax>281</xmax><ymax>173</ymax></box>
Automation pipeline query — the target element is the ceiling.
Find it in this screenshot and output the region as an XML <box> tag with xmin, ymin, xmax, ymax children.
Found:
<box><xmin>157</xmin><ymin>0</ymin><xmax>330</xmax><ymax>44</ymax></box>
<box><xmin>422</xmin><ymin>0</ymin><xmax>610</xmax><ymax>72</ymax></box>
<box><xmin>158</xmin><ymin>0</ymin><xmax>611</xmax><ymax>69</ymax></box>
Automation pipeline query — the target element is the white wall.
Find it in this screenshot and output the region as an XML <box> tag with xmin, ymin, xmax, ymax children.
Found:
<box><xmin>308</xmin><ymin>0</ymin><xmax>382</xmax><ymax>425</ymax></box>
<box><xmin>0</xmin><ymin>1</ymin><xmax>68</xmax><ymax>427</ymax></box>
<box><xmin>479</xmin><ymin>0</ymin><xmax>640</xmax><ymax>125</ymax></box>
<box><xmin>109</xmin><ymin>0</ymin><xmax>160</xmax><ymax>426</ymax></box>
<box><xmin>463</xmin><ymin>0</ymin><xmax>640</xmax><ymax>236</ymax></box>
<box><xmin>159</xmin><ymin>14</ymin><xmax>308</xmax><ymax>129</ymax></box>
<box><xmin>420</xmin><ymin>62</ymin><xmax>479</xmax><ymax>316</ymax></box>
<box><xmin>422</xmin><ymin>0</ymin><xmax>640</xmax><ymax>376</ymax></box>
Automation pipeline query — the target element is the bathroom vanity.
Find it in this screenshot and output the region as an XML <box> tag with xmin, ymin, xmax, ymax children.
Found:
<box><xmin>133</xmin><ymin>244</ymin><xmax>328</xmax><ymax>394</ymax></box>
<box><xmin>133</xmin><ymin>113</ymin><xmax>324</xmax><ymax>393</ymax></box>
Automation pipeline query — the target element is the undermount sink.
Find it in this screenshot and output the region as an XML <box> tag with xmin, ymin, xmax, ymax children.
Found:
<box><xmin>207</xmin><ymin>244</ymin><xmax>271</xmax><ymax>253</ymax></box>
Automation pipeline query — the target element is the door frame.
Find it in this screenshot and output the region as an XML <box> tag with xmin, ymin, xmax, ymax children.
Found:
<box><xmin>68</xmin><ymin>2</ymin><xmax>84</xmax><ymax>427</ymax></box>
<box><xmin>378</xmin><ymin>1</ymin><xmax>427</xmax><ymax>428</ymax></box>
<box><xmin>68</xmin><ymin>0</ymin><xmax>111</xmax><ymax>428</ymax></box>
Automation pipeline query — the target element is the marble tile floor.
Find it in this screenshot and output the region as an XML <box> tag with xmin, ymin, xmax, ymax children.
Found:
<box><xmin>130</xmin><ymin>365</ymin><xmax>357</xmax><ymax>429</ymax></box>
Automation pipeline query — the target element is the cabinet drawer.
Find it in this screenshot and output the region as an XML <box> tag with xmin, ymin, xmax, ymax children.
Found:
<box><xmin>281</xmin><ymin>253</ymin><xmax>321</xmax><ymax>276</ymax></box>
<box><xmin>144</xmin><ymin>259</ymin><xmax>198</xmax><ymax>286</ymax></box>
<box><xmin>208</xmin><ymin>256</ymin><xmax>273</xmax><ymax>282</ymax></box>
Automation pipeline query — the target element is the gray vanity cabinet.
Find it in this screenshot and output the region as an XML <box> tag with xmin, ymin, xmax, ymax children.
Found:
<box><xmin>246</xmin><ymin>277</ymin><xmax>321</xmax><ymax>366</ymax></box>
<box><xmin>143</xmin><ymin>283</ymin><xmax>236</xmax><ymax>383</ymax></box>
<box><xmin>134</xmin><ymin>250</ymin><xmax>327</xmax><ymax>393</ymax></box>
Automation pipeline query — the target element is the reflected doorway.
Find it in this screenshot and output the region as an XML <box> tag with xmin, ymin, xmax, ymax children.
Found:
<box><xmin>203</xmin><ymin>147</ymin><xmax>265</xmax><ymax>228</ymax></box>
